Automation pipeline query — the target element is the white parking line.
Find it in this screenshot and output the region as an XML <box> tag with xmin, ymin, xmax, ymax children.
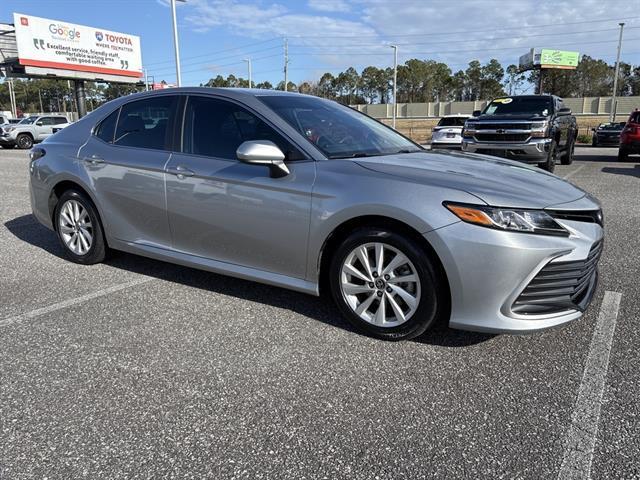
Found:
<box><xmin>562</xmin><ymin>164</ymin><xmax>586</xmax><ymax>180</ymax></box>
<box><xmin>557</xmin><ymin>290</ymin><xmax>623</xmax><ymax>480</ymax></box>
<box><xmin>0</xmin><ymin>277</ymin><xmax>153</xmax><ymax>328</ymax></box>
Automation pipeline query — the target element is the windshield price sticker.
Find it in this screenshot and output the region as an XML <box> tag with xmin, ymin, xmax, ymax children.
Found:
<box><xmin>492</xmin><ymin>98</ymin><xmax>513</xmax><ymax>104</ymax></box>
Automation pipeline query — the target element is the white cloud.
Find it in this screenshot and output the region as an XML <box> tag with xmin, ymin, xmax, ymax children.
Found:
<box><xmin>307</xmin><ymin>0</ymin><xmax>351</xmax><ymax>13</ymax></box>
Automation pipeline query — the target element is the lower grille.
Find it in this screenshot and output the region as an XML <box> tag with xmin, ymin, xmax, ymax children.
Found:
<box><xmin>512</xmin><ymin>239</ymin><xmax>603</xmax><ymax>315</ymax></box>
<box><xmin>474</xmin><ymin>133</ymin><xmax>530</xmax><ymax>143</ymax></box>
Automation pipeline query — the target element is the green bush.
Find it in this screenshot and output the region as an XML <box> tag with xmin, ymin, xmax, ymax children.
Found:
<box><xmin>576</xmin><ymin>134</ymin><xmax>592</xmax><ymax>144</ymax></box>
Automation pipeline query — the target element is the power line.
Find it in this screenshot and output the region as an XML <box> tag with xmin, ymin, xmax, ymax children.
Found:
<box><xmin>288</xmin><ymin>26</ymin><xmax>640</xmax><ymax>49</ymax></box>
<box><xmin>288</xmin><ymin>16</ymin><xmax>640</xmax><ymax>39</ymax></box>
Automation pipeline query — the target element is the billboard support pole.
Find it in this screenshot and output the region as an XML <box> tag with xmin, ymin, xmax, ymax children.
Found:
<box><xmin>74</xmin><ymin>80</ymin><xmax>87</xmax><ymax>119</ymax></box>
<box><xmin>537</xmin><ymin>68</ymin><xmax>544</xmax><ymax>95</ymax></box>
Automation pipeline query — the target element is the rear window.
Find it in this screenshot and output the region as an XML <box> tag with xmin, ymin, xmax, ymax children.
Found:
<box><xmin>114</xmin><ymin>96</ymin><xmax>177</xmax><ymax>151</ymax></box>
<box><xmin>437</xmin><ymin>117</ymin><xmax>468</xmax><ymax>127</ymax></box>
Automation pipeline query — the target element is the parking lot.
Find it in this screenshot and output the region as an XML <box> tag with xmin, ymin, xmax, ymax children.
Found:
<box><xmin>0</xmin><ymin>146</ymin><xmax>638</xmax><ymax>479</ymax></box>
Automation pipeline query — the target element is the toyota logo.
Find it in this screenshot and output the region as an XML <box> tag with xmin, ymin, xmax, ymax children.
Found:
<box><xmin>496</xmin><ymin>128</ymin><xmax>506</xmax><ymax>134</ymax></box>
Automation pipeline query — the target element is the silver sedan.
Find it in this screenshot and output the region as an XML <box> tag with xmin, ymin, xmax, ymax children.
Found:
<box><xmin>28</xmin><ymin>88</ymin><xmax>603</xmax><ymax>340</ymax></box>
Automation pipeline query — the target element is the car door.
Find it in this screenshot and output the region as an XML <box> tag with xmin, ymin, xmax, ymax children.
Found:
<box><xmin>77</xmin><ymin>95</ymin><xmax>178</xmax><ymax>248</ymax></box>
<box><xmin>164</xmin><ymin>94</ymin><xmax>315</xmax><ymax>279</ymax></box>
<box><xmin>556</xmin><ymin>99</ymin><xmax>569</xmax><ymax>148</ymax></box>
<box><xmin>35</xmin><ymin>116</ymin><xmax>56</xmax><ymax>141</ymax></box>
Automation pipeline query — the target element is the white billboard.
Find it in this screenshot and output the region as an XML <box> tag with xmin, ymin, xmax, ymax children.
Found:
<box><xmin>13</xmin><ymin>12</ymin><xmax>142</xmax><ymax>80</ymax></box>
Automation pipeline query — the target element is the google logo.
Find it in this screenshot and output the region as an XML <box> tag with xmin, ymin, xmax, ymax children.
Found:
<box><xmin>48</xmin><ymin>23</ymin><xmax>80</xmax><ymax>40</ymax></box>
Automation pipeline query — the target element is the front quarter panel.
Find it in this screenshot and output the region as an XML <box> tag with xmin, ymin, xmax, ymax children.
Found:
<box><xmin>306</xmin><ymin>159</ymin><xmax>480</xmax><ymax>282</ymax></box>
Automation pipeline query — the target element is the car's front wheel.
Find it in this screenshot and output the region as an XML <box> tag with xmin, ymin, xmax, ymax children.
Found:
<box><xmin>618</xmin><ymin>147</ymin><xmax>630</xmax><ymax>161</ymax></box>
<box><xmin>561</xmin><ymin>137</ymin><xmax>575</xmax><ymax>165</ymax></box>
<box><xmin>16</xmin><ymin>134</ymin><xmax>33</xmax><ymax>149</ymax></box>
<box><xmin>329</xmin><ymin>227</ymin><xmax>443</xmax><ymax>340</ymax></box>
<box><xmin>54</xmin><ymin>190</ymin><xmax>106</xmax><ymax>264</ymax></box>
<box><xmin>539</xmin><ymin>140</ymin><xmax>557</xmax><ymax>173</ymax></box>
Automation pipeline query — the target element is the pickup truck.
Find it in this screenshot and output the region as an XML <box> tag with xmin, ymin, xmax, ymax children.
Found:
<box><xmin>461</xmin><ymin>95</ymin><xmax>577</xmax><ymax>172</ymax></box>
<box><xmin>0</xmin><ymin>114</ymin><xmax>70</xmax><ymax>149</ymax></box>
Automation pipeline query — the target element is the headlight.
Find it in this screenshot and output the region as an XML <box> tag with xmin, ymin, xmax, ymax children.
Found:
<box><xmin>6</xmin><ymin>127</ymin><xmax>15</xmax><ymax>132</ymax></box>
<box><xmin>530</xmin><ymin>121</ymin><xmax>548</xmax><ymax>138</ymax></box>
<box><xmin>444</xmin><ymin>202</ymin><xmax>569</xmax><ymax>236</ymax></box>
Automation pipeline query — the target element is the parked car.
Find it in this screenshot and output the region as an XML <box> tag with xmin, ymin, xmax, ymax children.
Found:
<box><xmin>430</xmin><ymin>115</ymin><xmax>470</xmax><ymax>149</ymax></box>
<box><xmin>592</xmin><ymin>122</ymin><xmax>625</xmax><ymax>147</ymax></box>
<box><xmin>618</xmin><ymin>110</ymin><xmax>640</xmax><ymax>161</ymax></box>
<box><xmin>0</xmin><ymin>114</ymin><xmax>69</xmax><ymax>149</ymax></box>
<box><xmin>29</xmin><ymin>88</ymin><xmax>603</xmax><ymax>340</ymax></box>
<box><xmin>52</xmin><ymin>122</ymin><xmax>73</xmax><ymax>134</ymax></box>
<box><xmin>461</xmin><ymin>95</ymin><xmax>577</xmax><ymax>172</ymax></box>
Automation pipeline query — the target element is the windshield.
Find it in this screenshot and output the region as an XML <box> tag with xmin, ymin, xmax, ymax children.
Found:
<box><xmin>597</xmin><ymin>123</ymin><xmax>625</xmax><ymax>131</ymax></box>
<box><xmin>18</xmin><ymin>117</ymin><xmax>37</xmax><ymax>125</ymax></box>
<box><xmin>483</xmin><ymin>97</ymin><xmax>553</xmax><ymax>116</ymax></box>
<box><xmin>259</xmin><ymin>95</ymin><xmax>421</xmax><ymax>159</ymax></box>
<box><xmin>437</xmin><ymin>117</ymin><xmax>468</xmax><ymax>127</ymax></box>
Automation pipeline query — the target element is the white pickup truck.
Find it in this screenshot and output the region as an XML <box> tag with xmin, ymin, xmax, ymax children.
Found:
<box><xmin>0</xmin><ymin>115</ymin><xmax>70</xmax><ymax>149</ymax></box>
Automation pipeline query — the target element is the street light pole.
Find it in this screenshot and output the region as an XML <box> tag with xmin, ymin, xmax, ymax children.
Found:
<box><xmin>390</xmin><ymin>45</ymin><xmax>398</xmax><ymax>129</ymax></box>
<box><xmin>244</xmin><ymin>58</ymin><xmax>252</xmax><ymax>88</ymax></box>
<box><xmin>283</xmin><ymin>38</ymin><xmax>289</xmax><ymax>92</ymax></box>
<box><xmin>610</xmin><ymin>22</ymin><xmax>625</xmax><ymax>122</ymax></box>
<box><xmin>143</xmin><ymin>67</ymin><xmax>149</xmax><ymax>91</ymax></box>
<box><xmin>171</xmin><ymin>0</ymin><xmax>186</xmax><ymax>87</ymax></box>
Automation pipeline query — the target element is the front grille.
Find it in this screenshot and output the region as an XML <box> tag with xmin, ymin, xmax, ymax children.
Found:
<box><xmin>474</xmin><ymin>133</ymin><xmax>530</xmax><ymax>143</ymax></box>
<box><xmin>512</xmin><ymin>239</ymin><xmax>603</xmax><ymax>315</ymax></box>
<box><xmin>476</xmin><ymin>123</ymin><xmax>532</xmax><ymax>130</ymax></box>
<box><xmin>547</xmin><ymin>209</ymin><xmax>604</xmax><ymax>227</ymax></box>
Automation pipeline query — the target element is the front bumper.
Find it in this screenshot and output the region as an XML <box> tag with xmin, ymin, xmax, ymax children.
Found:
<box><xmin>0</xmin><ymin>134</ymin><xmax>16</xmax><ymax>145</ymax></box>
<box><xmin>425</xmin><ymin>209</ymin><xmax>603</xmax><ymax>334</ymax></box>
<box><xmin>462</xmin><ymin>137</ymin><xmax>551</xmax><ymax>162</ymax></box>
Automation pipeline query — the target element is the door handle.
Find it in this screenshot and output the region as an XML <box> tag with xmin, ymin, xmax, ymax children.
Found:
<box><xmin>166</xmin><ymin>165</ymin><xmax>195</xmax><ymax>179</ymax></box>
<box><xmin>84</xmin><ymin>154</ymin><xmax>104</xmax><ymax>165</ymax></box>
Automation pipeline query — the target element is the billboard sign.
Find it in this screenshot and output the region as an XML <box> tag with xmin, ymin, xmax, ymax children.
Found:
<box><xmin>12</xmin><ymin>13</ymin><xmax>142</xmax><ymax>79</ymax></box>
<box><xmin>540</xmin><ymin>49</ymin><xmax>580</xmax><ymax>69</ymax></box>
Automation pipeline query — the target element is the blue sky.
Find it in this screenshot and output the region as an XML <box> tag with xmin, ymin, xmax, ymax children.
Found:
<box><xmin>2</xmin><ymin>0</ymin><xmax>640</xmax><ymax>89</ymax></box>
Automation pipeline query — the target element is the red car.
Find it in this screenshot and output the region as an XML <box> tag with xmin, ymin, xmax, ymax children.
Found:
<box><xmin>619</xmin><ymin>110</ymin><xmax>640</xmax><ymax>160</ymax></box>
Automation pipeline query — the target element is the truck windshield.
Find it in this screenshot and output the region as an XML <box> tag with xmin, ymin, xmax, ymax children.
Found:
<box><xmin>259</xmin><ymin>95</ymin><xmax>421</xmax><ymax>159</ymax></box>
<box><xmin>483</xmin><ymin>97</ymin><xmax>553</xmax><ymax>116</ymax></box>
<box><xmin>18</xmin><ymin>117</ymin><xmax>37</xmax><ymax>125</ymax></box>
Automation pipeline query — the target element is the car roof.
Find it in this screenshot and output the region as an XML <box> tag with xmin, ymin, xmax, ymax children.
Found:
<box><xmin>122</xmin><ymin>87</ymin><xmax>310</xmax><ymax>102</ymax></box>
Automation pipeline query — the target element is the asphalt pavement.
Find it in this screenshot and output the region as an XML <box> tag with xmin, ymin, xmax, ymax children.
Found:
<box><xmin>1</xmin><ymin>146</ymin><xmax>638</xmax><ymax>479</ymax></box>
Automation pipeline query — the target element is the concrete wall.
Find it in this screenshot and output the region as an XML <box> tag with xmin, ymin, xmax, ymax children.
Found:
<box><xmin>357</xmin><ymin>96</ymin><xmax>640</xmax><ymax>119</ymax></box>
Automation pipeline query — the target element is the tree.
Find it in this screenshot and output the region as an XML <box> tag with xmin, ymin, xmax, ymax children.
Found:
<box><xmin>254</xmin><ymin>81</ymin><xmax>273</xmax><ymax>90</ymax></box>
<box><xmin>276</xmin><ymin>80</ymin><xmax>297</xmax><ymax>91</ymax></box>
<box><xmin>504</xmin><ymin>65</ymin><xmax>526</xmax><ymax>95</ymax></box>
<box><xmin>317</xmin><ymin>72</ymin><xmax>336</xmax><ymax>98</ymax></box>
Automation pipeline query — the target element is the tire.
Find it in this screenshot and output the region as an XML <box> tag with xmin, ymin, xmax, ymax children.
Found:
<box><xmin>54</xmin><ymin>190</ymin><xmax>107</xmax><ymax>264</ymax></box>
<box><xmin>329</xmin><ymin>227</ymin><xmax>443</xmax><ymax>341</ymax></box>
<box><xmin>561</xmin><ymin>138</ymin><xmax>575</xmax><ymax>165</ymax></box>
<box><xmin>16</xmin><ymin>133</ymin><xmax>33</xmax><ymax>149</ymax></box>
<box><xmin>592</xmin><ymin>138</ymin><xmax>598</xmax><ymax>147</ymax></box>
<box><xmin>618</xmin><ymin>147</ymin><xmax>629</xmax><ymax>162</ymax></box>
<box><xmin>538</xmin><ymin>140</ymin><xmax>557</xmax><ymax>173</ymax></box>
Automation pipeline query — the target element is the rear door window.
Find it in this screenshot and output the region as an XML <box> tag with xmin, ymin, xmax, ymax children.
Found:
<box><xmin>114</xmin><ymin>96</ymin><xmax>177</xmax><ymax>151</ymax></box>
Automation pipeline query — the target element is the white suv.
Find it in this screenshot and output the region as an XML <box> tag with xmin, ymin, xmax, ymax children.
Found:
<box><xmin>0</xmin><ymin>115</ymin><xmax>69</xmax><ymax>149</ymax></box>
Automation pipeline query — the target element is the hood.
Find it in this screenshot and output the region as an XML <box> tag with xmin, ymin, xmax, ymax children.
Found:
<box><xmin>355</xmin><ymin>150</ymin><xmax>587</xmax><ymax>209</ymax></box>
<box><xmin>474</xmin><ymin>114</ymin><xmax>549</xmax><ymax>121</ymax></box>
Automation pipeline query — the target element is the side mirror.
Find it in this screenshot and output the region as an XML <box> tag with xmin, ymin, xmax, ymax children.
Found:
<box><xmin>558</xmin><ymin>107</ymin><xmax>571</xmax><ymax>116</ymax></box>
<box><xmin>236</xmin><ymin>140</ymin><xmax>289</xmax><ymax>178</ymax></box>
<box><xmin>472</xmin><ymin>110</ymin><xmax>482</xmax><ymax>117</ymax></box>
<box><xmin>36</xmin><ymin>121</ymin><xmax>43</xmax><ymax>126</ymax></box>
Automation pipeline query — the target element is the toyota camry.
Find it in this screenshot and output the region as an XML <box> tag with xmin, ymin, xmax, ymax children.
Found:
<box><xmin>28</xmin><ymin>88</ymin><xmax>603</xmax><ymax>340</ymax></box>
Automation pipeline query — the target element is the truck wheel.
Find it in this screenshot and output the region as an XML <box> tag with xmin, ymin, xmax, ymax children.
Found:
<box><xmin>561</xmin><ymin>138</ymin><xmax>575</xmax><ymax>165</ymax></box>
<box><xmin>539</xmin><ymin>141</ymin><xmax>557</xmax><ymax>173</ymax></box>
<box><xmin>16</xmin><ymin>134</ymin><xmax>33</xmax><ymax>150</ymax></box>
<box><xmin>592</xmin><ymin>138</ymin><xmax>598</xmax><ymax>147</ymax></box>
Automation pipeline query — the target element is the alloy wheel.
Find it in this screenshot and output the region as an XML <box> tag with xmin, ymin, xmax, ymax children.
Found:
<box><xmin>58</xmin><ymin>199</ymin><xmax>93</xmax><ymax>255</ymax></box>
<box><xmin>339</xmin><ymin>242</ymin><xmax>421</xmax><ymax>327</ymax></box>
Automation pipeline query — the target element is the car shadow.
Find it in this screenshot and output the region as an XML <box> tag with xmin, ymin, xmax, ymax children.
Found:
<box><xmin>601</xmin><ymin>163</ymin><xmax>640</xmax><ymax>178</ymax></box>
<box><xmin>4</xmin><ymin>214</ymin><xmax>494</xmax><ymax>347</ymax></box>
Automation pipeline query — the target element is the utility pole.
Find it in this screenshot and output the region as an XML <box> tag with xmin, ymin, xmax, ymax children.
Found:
<box><xmin>171</xmin><ymin>0</ymin><xmax>186</xmax><ymax>87</ymax></box>
<box><xmin>143</xmin><ymin>67</ymin><xmax>149</xmax><ymax>91</ymax></box>
<box><xmin>390</xmin><ymin>45</ymin><xmax>398</xmax><ymax>129</ymax></box>
<box><xmin>38</xmin><ymin>88</ymin><xmax>43</xmax><ymax>113</ymax></box>
<box><xmin>611</xmin><ymin>22</ymin><xmax>625</xmax><ymax>122</ymax></box>
<box><xmin>8</xmin><ymin>79</ymin><xmax>17</xmax><ymax>118</ymax></box>
<box><xmin>284</xmin><ymin>38</ymin><xmax>289</xmax><ymax>92</ymax></box>
<box><xmin>244</xmin><ymin>58</ymin><xmax>252</xmax><ymax>88</ymax></box>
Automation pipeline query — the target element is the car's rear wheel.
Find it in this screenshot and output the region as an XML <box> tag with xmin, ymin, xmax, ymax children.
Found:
<box><xmin>54</xmin><ymin>190</ymin><xmax>106</xmax><ymax>264</ymax></box>
<box><xmin>329</xmin><ymin>227</ymin><xmax>442</xmax><ymax>340</ymax></box>
<box><xmin>539</xmin><ymin>140</ymin><xmax>557</xmax><ymax>173</ymax></box>
<box><xmin>618</xmin><ymin>147</ymin><xmax>629</xmax><ymax>161</ymax></box>
<box><xmin>16</xmin><ymin>134</ymin><xmax>33</xmax><ymax>149</ymax></box>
